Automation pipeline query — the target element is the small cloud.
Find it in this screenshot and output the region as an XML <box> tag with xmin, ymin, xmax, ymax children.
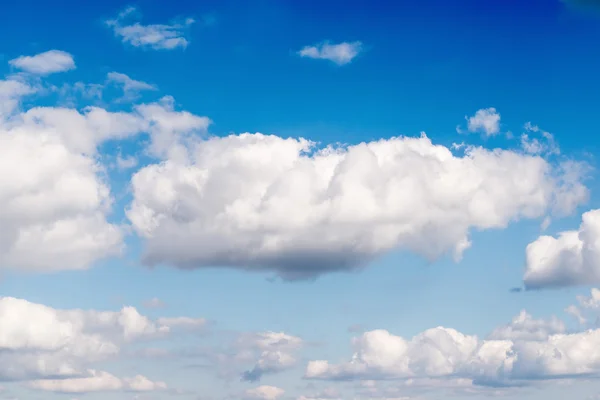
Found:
<box><xmin>520</xmin><ymin>122</ymin><xmax>560</xmax><ymax>156</ymax></box>
<box><xmin>9</xmin><ymin>50</ymin><xmax>75</xmax><ymax>75</ymax></box>
<box><xmin>107</xmin><ymin>72</ymin><xmax>156</xmax><ymax>92</ymax></box>
<box><xmin>465</xmin><ymin>107</ymin><xmax>501</xmax><ymax>136</ymax></box>
<box><xmin>298</xmin><ymin>41</ymin><xmax>363</xmax><ymax>65</ymax></box>
<box><xmin>116</xmin><ymin>154</ymin><xmax>138</xmax><ymax>171</ymax></box>
<box><xmin>107</xmin><ymin>71</ymin><xmax>156</xmax><ymax>103</ymax></box>
<box><xmin>106</xmin><ymin>7</ymin><xmax>195</xmax><ymax>50</ymax></box>
<box><xmin>509</xmin><ymin>287</ymin><xmax>523</xmax><ymax>293</ymax></box>
<box><xmin>142</xmin><ymin>297</ymin><xmax>165</xmax><ymax>309</ymax></box>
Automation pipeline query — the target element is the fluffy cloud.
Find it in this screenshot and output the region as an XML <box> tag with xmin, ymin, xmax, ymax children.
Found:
<box><xmin>524</xmin><ymin>208</ymin><xmax>600</xmax><ymax>289</ymax></box>
<box><xmin>106</xmin><ymin>7</ymin><xmax>195</xmax><ymax>50</ymax></box>
<box><xmin>0</xmin><ymin>296</ymin><xmax>183</xmax><ymax>381</ymax></box>
<box><xmin>245</xmin><ymin>385</ymin><xmax>285</xmax><ymax>400</ymax></box>
<box><xmin>127</xmin><ymin>132</ymin><xmax>587</xmax><ymax>280</ymax></box>
<box><xmin>28</xmin><ymin>370</ymin><xmax>167</xmax><ymax>393</ymax></box>
<box><xmin>238</xmin><ymin>332</ymin><xmax>304</xmax><ymax>382</ymax></box>
<box><xmin>465</xmin><ymin>107</ymin><xmax>501</xmax><ymax>136</ymax></box>
<box><xmin>0</xmin><ymin>65</ymin><xmax>208</xmax><ymax>273</ymax></box>
<box><xmin>304</xmin><ymin>309</ymin><xmax>600</xmax><ymax>387</ymax></box>
<box><xmin>298</xmin><ymin>41</ymin><xmax>363</xmax><ymax>65</ymax></box>
<box><xmin>9</xmin><ymin>50</ymin><xmax>75</xmax><ymax>75</ymax></box>
<box><xmin>0</xmin><ymin>295</ymin><xmax>208</xmax><ymax>397</ymax></box>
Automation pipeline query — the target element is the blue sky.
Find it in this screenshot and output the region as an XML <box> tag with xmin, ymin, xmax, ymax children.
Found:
<box><xmin>1</xmin><ymin>1</ymin><xmax>600</xmax><ymax>399</ymax></box>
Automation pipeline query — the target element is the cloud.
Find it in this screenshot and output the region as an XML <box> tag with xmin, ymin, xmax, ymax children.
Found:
<box><xmin>245</xmin><ymin>385</ymin><xmax>285</xmax><ymax>400</ymax></box>
<box><xmin>520</xmin><ymin>122</ymin><xmax>560</xmax><ymax>156</ymax></box>
<box><xmin>304</xmin><ymin>309</ymin><xmax>600</xmax><ymax>387</ymax></box>
<box><xmin>565</xmin><ymin>288</ymin><xmax>600</xmax><ymax>325</ymax></box>
<box><xmin>238</xmin><ymin>332</ymin><xmax>303</xmax><ymax>382</ymax></box>
<box><xmin>487</xmin><ymin>310</ymin><xmax>566</xmax><ymax>341</ymax></box>
<box><xmin>0</xmin><ymin>78</ymin><xmax>37</xmax><ymax>118</ymax></box>
<box><xmin>9</xmin><ymin>50</ymin><xmax>75</xmax><ymax>75</ymax></box>
<box><xmin>107</xmin><ymin>72</ymin><xmax>156</xmax><ymax>93</ymax></box>
<box><xmin>0</xmin><ymin>297</ymin><xmax>161</xmax><ymax>380</ymax></box>
<box><xmin>298</xmin><ymin>41</ymin><xmax>363</xmax><ymax>65</ymax></box>
<box><xmin>127</xmin><ymin>132</ymin><xmax>587</xmax><ymax>280</ymax></box>
<box><xmin>524</xmin><ymin>208</ymin><xmax>600</xmax><ymax>289</ymax></box>
<box><xmin>0</xmin><ymin>295</ymin><xmax>202</xmax><ymax>386</ymax></box>
<box><xmin>116</xmin><ymin>154</ymin><xmax>138</xmax><ymax>170</ymax></box>
<box><xmin>106</xmin><ymin>71</ymin><xmax>156</xmax><ymax>104</ymax></box>
<box><xmin>106</xmin><ymin>7</ymin><xmax>195</xmax><ymax>50</ymax></box>
<box><xmin>0</xmin><ymin>71</ymin><xmax>208</xmax><ymax>273</ymax></box>
<box><xmin>465</xmin><ymin>108</ymin><xmax>501</xmax><ymax>136</ymax></box>
<box><xmin>28</xmin><ymin>370</ymin><xmax>167</xmax><ymax>393</ymax></box>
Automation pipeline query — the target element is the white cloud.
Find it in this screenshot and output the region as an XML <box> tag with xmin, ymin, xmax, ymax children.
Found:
<box><xmin>0</xmin><ymin>297</ymin><xmax>155</xmax><ymax>380</ymax></box>
<box><xmin>127</xmin><ymin>132</ymin><xmax>587</xmax><ymax>280</ymax></box>
<box><xmin>29</xmin><ymin>369</ymin><xmax>167</xmax><ymax>393</ymax></box>
<box><xmin>488</xmin><ymin>310</ymin><xmax>566</xmax><ymax>341</ymax></box>
<box><xmin>106</xmin><ymin>7</ymin><xmax>195</xmax><ymax>50</ymax></box>
<box><xmin>465</xmin><ymin>108</ymin><xmax>501</xmax><ymax>136</ymax></box>
<box><xmin>245</xmin><ymin>385</ymin><xmax>285</xmax><ymax>400</ymax></box>
<box><xmin>107</xmin><ymin>72</ymin><xmax>156</xmax><ymax>103</ymax></box>
<box><xmin>298</xmin><ymin>41</ymin><xmax>363</xmax><ymax>65</ymax></box>
<box><xmin>238</xmin><ymin>332</ymin><xmax>304</xmax><ymax>382</ymax></box>
<box><xmin>565</xmin><ymin>288</ymin><xmax>600</xmax><ymax>325</ymax></box>
<box><xmin>9</xmin><ymin>50</ymin><xmax>76</xmax><ymax>75</ymax></box>
<box><xmin>524</xmin><ymin>208</ymin><xmax>600</xmax><ymax>289</ymax></box>
<box><xmin>116</xmin><ymin>154</ymin><xmax>139</xmax><ymax>170</ymax></box>
<box><xmin>0</xmin><ymin>78</ymin><xmax>37</xmax><ymax>118</ymax></box>
<box><xmin>304</xmin><ymin>310</ymin><xmax>600</xmax><ymax>387</ymax></box>
<box><xmin>0</xmin><ymin>79</ymin><xmax>209</xmax><ymax>272</ymax></box>
<box><xmin>520</xmin><ymin>122</ymin><xmax>560</xmax><ymax>156</ymax></box>
<box><xmin>0</xmin><ymin>296</ymin><xmax>201</xmax><ymax>384</ymax></box>
<box><xmin>107</xmin><ymin>72</ymin><xmax>156</xmax><ymax>92</ymax></box>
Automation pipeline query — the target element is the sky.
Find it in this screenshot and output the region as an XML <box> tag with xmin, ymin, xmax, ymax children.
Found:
<box><xmin>1</xmin><ymin>0</ymin><xmax>600</xmax><ymax>399</ymax></box>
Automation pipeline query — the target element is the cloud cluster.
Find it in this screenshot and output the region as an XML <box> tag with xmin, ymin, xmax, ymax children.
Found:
<box><xmin>127</xmin><ymin>132</ymin><xmax>587</xmax><ymax>280</ymax></box>
<box><xmin>106</xmin><ymin>7</ymin><xmax>195</xmax><ymax>50</ymax></box>
<box><xmin>298</xmin><ymin>41</ymin><xmax>363</xmax><ymax>65</ymax></box>
<box><xmin>304</xmin><ymin>309</ymin><xmax>600</xmax><ymax>387</ymax></box>
<box><xmin>0</xmin><ymin>70</ymin><xmax>209</xmax><ymax>272</ymax></box>
<box><xmin>0</xmin><ymin>296</ymin><xmax>201</xmax><ymax>391</ymax></box>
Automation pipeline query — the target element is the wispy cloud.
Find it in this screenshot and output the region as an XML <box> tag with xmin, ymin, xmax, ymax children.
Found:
<box><xmin>298</xmin><ymin>41</ymin><xmax>363</xmax><ymax>65</ymax></box>
<box><xmin>106</xmin><ymin>7</ymin><xmax>195</xmax><ymax>50</ymax></box>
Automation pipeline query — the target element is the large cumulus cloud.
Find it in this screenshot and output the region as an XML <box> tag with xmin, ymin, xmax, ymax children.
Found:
<box><xmin>127</xmin><ymin>132</ymin><xmax>588</xmax><ymax>279</ymax></box>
